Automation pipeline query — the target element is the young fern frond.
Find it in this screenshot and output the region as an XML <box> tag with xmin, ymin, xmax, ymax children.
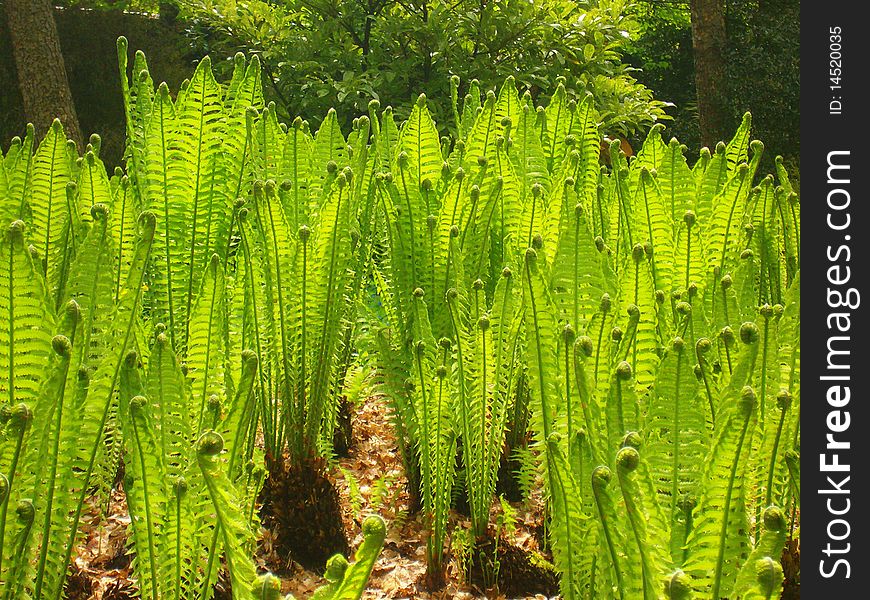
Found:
<box><xmin>26</xmin><ymin>120</ymin><xmax>73</xmax><ymax>304</ymax></box>
<box><xmin>187</xmin><ymin>254</ymin><xmax>229</xmax><ymax>435</ymax></box>
<box><xmin>120</xmin><ymin>387</ymin><xmax>167</xmax><ymax>600</ymax></box>
<box><xmin>311</xmin><ymin>515</ymin><xmax>387</xmax><ymax>600</ymax></box>
<box><xmin>219</xmin><ymin>349</ymin><xmax>259</xmax><ymax>480</ymax></box>
<box><xmin>732</xmin><ymin>506</ymin><xmax>788</xmax><ymax>598</ymax></box>
<box><xmin>683</xmin><ymin>324</ymin><xmax>761</xmax><ymax>598</ymax></box>
<box><xmin>545</xmin><ymin>434</ymin><xmax>589</xmax><ymax>600</ymax></box>
<box><xmin>1</xmin><ymin>126</ymin><xmax>34</xmax><ymax>224</ymax></box>
<box><xmin>51</xmin><ymin>211</ymin><xmax>155</xmax><ymax>599</ymax></box>
<box><xmin>615</xmin><ymin>445</ymin><xmax>674</xmax><ymax>600</ymax></box>
<box><xmin>645</xmin><ymin>336</ymin><xmax>705</xmax><ymax>561</ymax></box>
<box><xmin>197</xmin><ymin>431</ymin><xmax>258</xmax><ymax>600</ymax></box>
<box><xmin>0</xmin><ymin>220</ymin><xmax>54</xmax><ymax>413</ymax></box>
<box><xmin>9</xmin><ymin>303</ymin><xmax>76</xmax><ymax>598</ymax></box>
<box><xmin>411</xmin><ymin>289</ymin><xmax>455</xmax><ymax>574</ymax></box>
<box><xmin>634</xmin><ymin>168</ymin><xmax>673</xmax><ymax>297</ymax></box>
<box><xmin>591</xmin><ymin>465</ymin><xmax>638</xmax><ymax>600</ymax></box>
<box><xmin>144</xmin><ymin>329</ymin><xmax>202</xmax><ymax>600</ymax></box>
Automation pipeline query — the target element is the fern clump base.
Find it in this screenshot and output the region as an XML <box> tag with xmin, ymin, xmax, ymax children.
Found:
<box><xmin>258</xmin><ymin>456</ymin><xmax>350</xmax><ymax>572</ymax></box>
<box><xmin>466</xmin><ymin>535</ymin><xmax>560</xmax><ymax>598</ymax></box>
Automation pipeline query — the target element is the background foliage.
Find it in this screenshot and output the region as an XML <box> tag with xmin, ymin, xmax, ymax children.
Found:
<box><xmin>177</xmin><ymin>0</ymin><xmax>671</xmax><ymax>135</ymax></box>
<box><xmin>624</xmin><ymin>0</ymin><xmax>799</xmax><ymax>169</ymax></box>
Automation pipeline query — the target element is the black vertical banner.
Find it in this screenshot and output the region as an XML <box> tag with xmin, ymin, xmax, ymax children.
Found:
<box><xmin>802</xmin><ymin>1</ymin><xmax>868</xmax><ymax>596</ymax></box>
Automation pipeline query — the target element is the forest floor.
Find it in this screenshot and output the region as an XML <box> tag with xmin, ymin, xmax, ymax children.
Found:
<box><xmin>66</xmin><ymin>393</ymin><xmax>553</xmax><ymax>600</ymax></box>
<box><xmin>65</xmin><ymin>392</ymin><xmax>800</xmax><ymax>600</ymax></box>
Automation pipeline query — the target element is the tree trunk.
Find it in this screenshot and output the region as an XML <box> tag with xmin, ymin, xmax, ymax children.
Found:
<box><xmin>4</xmin><ymin>0</ymin><xmax>83</xmax><ymax>148</ymax></box>
<box><xmin>689</xmin><ymin>0</ymin><xmax>728</xmax><ymax>148</ymax></box>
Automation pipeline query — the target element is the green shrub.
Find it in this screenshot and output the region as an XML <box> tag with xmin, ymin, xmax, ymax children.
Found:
<box><xmin>177</xmin><ymin>0</ymin><xmax>671</xmax><ymax>135</ymax></box>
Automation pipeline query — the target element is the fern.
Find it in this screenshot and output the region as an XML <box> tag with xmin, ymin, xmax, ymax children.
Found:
<box><xmin>1</xmin><ymin>58</ymin><xmax>799</xmax><ymax>600</ymax></box>
<box><xmin>197</xmin><ymin>431</ymin><xmax>258</xmax><ymax>599</ymax></box>
<box><xmin>312</xmin><ymin>515</ymin><xmax>387</xmax><ymax>600</ymax></box>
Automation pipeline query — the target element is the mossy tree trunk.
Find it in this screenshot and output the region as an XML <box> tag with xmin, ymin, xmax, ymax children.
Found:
<box><xmin>4</xmin><ymin>0</ymin><xmax>83</xmax><ymax>147</ymax></box>
<box><xmin>689</xmin><ymin>0</ymin><xmax>729</xmax><ymax>148</ymax></box>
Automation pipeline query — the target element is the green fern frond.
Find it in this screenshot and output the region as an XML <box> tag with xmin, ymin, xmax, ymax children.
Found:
<box><xmin>684</xmin><ymin>324</ymin><xmax>761</xmax><ymax>598</ymax></box>
<box><xmin>0</xmin><ymin>220</ymin><xmax>54</xmax><ymax>412</ymax></box>
<box><xmin>732</xmin><ymin>506</ymin><xmax>787</xmax><ymax>598</ymax></box>
<box><xmin>187</xmin><ymin>254</ymin><xmax>229</xmax><ymax>434</ymax></box>
<box><xmin>197</xmin><ymin>431</ymin><xmax>258</xmax><ymax>600</ymax></box>
<box><xmin>616</xmin><ymin>446</ymin><xmax>673</xmax><ymax>600</ymax></box>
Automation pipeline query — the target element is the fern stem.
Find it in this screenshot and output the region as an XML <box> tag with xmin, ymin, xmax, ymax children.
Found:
<box><xmin>476</xmin><ymin>316</ymin><xmax>489</xmax><ymax>537</ymax></box>
<box><xmin>523</xmin><ymin>260</ymin><xmax>553</xmax><ymax>440</ymax></box>
<box><xmin>640</xmin><ymin>175</ymin><xmax>660</xmax><ymax>291</ymax></box>
<box><xmin>546</xmin><ymin>448</ymin><xmax>577</xmax><ymax>598</ymax></box>
<box><xmin>195</xmin><ymin>268</ymin><xmax>221</xmax><ymax>433</ymax></box>
<box><xmin>697</xmin><ymin>354</ymin><xmax>717</xmax><ymax>426</ymax></box>
<box><xmin>3</xmin><ymin>500</ymin><xmax>34</xmax><ymax>600</ymax></box>
<box><xmin>616</xmin><ymin>451</ymin><xmax>653</xmax><ymax>600</ymax></box>
<box><xmin>263</xmin><ymin>188</ymin><xmax>294</xmax><ymax>459</ymax></box>
<box><xmin>183</xmin><ymin>74</ymin><xmax>209</xmax><ymax>350</ymax></box>
<box><xmin>158</xmin><ymin>96</ymin><xmax>177</xmax><ymax>349</ymax></box>
<box><xmin>711</xmin><ymin>409</ymin><xmax>753</xmax><ymax>600</ymax></box>
<box><xmin>6</xmin><ymin>235</ymin><xmax>14</xmax><ymax>408</ymax></box>
<box><xmin>240</xmin><ymin>224</ymin><xmax>272</xmax><ymax>452</ymax></box>
<box><xmin>460</xmin><ymin>177</ymin><xmax>482</xmax><ymax>250</ymax></box>
<box><xmin>765</xmin><ymin>404</ymin><xmax>788</xmax><ymax>507</ymax></box>
<box><xmin>53</xmin><ymin>217</ymin><xmax>153</xmax><ymax>600</ymax></box>
<box><xmin>33</xmin><ymin>338</ymin><xmax>75</xmax><ymax>597</ymax></box>
<box><xmin>596</xmin><ymin>171</ymin><xmax>606</xmax><ymax>239</ymax></box>
<box><xmin>473</xmin><ymin>184</ymin><xmax>501</xmax><ymax>278</ymax></box>
<box><xmin>14</xmin><ymin>133</ymin><xmax>34</xmax><ymax>220</ymax></box>
<box><xmin>54</xmin><ymin>215</ymin><xmax>75</xmax><ymax>311</ymax></box>
<box><xmin>114</xmin><ymin>184</ymin><xmax>128</xmax><ymax>302</ymax></box>
<box><xmin>759</xmin><ymin>314</ymin><xmax>771</xmax><ymax>422</ymax></box>
<box><xmin>174</xmin><ymin>488</ymin><xmax>182</xmax><ymax>600</ymax></box>
<box><xmin>526</xmin><ymin>186</ymin><xmax>537</xmax><ymax>249</ymax></box>
<box><xmin>413</xmin><ymin>339</ymin><xmax>436</xmax><ymax>566</ymax></box>
<box><xmin>447</xmin><ymin>295</ymin><xmax>475</xmax><ymax>537</ymax></box>
<box><xmin>399</xmin><ymin>170</ymin><xmax>419</xmax><ymax>290</ymax></box>
<box><xmin>788</xmin><ymin>201</ymin><xmax>800</xmax><ymax>270</ymax></box>
<box><xmin>670</xmin><ymin>349</ymin><xmax>682</xmax><ymax>520</ymax></box>
<box><xmin>130</xmin><ymin>407</ymin><xmax>160</xmax><ymax>600</ymax></box>
<box><xmin>591</xmin><ymin>470</ymin><xmax>625</xmax><ymax>600</ymax></box>
<box><xmin>42</xmin><ymin>131</ymin><xmax>59</xmax><ymax>278</ymax></box>
<box><xmin>0</xmin><ymin>419</ymin><xmax>26</xmax><ymax>580</ymax></box>
<box><xmin>593</xmin><ymin>312</ymin><xmax>607</xmax><ymax>391</ymax></box>
<box><xmin>306</xmin><ymin>185</ymin><xmax>344</xmax><ymax>458</ymax></box>
<box><xmin>200</xmin><ymin>526</ymin><xmax>223</xmax><ymax>600</ymax></box>
<box><xmin>564</xmin><ymin>338</ymin><xmax>574</xmax><ymax>456</ymax></box>
<box><xmin>615</xmin><ymin>377</ymin><xmax>626</xmax><ymax>438</ymax></box>
<box><xmin>684</xmin><ymin>225</ymin><xmax>691</xmax><ymax>291</ymax></box>
<box><xmin>717</xmin><ymin>174</ymin><xmax>749</xmax><ymax>273</ymax></box>
<box><xmin>614</xmin><ymin>167</ymin><xmax>633</xmax><ymax>277</ymax></box>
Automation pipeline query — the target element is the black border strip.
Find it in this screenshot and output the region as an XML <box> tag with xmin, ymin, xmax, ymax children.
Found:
<box><xmin>802</xmin><ymin>0</ymin><xmax>868</xmax><ymax>594</ymax></box>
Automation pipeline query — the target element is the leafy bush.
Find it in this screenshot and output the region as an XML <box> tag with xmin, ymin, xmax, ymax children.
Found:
<box><xmin>177</xmin><ymin>0</ymin><xmax>671</xmax><ymax>135</ymax></box>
